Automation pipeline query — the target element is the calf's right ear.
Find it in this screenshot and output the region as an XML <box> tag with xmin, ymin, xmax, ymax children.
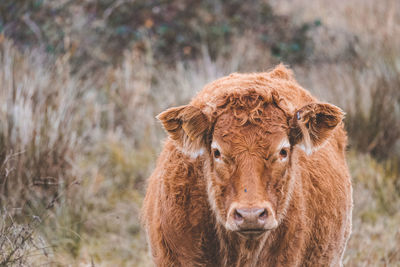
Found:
<box><xmin>157</xmin><ymin>105</ymin><xmax>210</xmax><ymax>157</ymax></box>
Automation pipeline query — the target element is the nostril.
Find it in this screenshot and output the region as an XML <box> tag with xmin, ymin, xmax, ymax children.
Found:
<box><xmin>234</xmin><ymin>209</ymin><xmax>244</xmax><ymax>221</ymax></box>
<box><xmin>259</xmin><ymin>209</ymin><xmax>268</xmax><ymax>220</ymax></box>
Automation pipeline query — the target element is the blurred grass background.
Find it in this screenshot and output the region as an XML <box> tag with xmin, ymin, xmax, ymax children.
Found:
<box><xmin>0</xmin><ymin>0</ymin><xmax>399</xmax><ymax>266</ymax></box>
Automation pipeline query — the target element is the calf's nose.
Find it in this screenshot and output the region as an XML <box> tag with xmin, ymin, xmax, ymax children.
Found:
<box><xmin>233</xmin><ymin>208</ymin><xmax>268</xmax><ymax>230</ymax></box>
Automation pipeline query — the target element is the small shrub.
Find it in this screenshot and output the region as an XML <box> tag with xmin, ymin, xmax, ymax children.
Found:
<box><xmin>0</xmin><ymin>208</ymin><xmax>50</xmax><ymax>266</ymax></box>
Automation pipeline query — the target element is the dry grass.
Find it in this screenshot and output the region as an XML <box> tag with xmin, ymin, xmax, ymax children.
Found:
<box><xmin>0</xmin><ymin>41</ymin><xmax>89</xmax><ymax>209</ymax></box>
<box><xmin>0</xmin><ymin>0</ymin><xmax>399</xmax><ymax>266</ymax></box>
<box><xmin>345</xmin><ymin>153</ymin><xmax>400</xmax><ymax>266</ymax></box>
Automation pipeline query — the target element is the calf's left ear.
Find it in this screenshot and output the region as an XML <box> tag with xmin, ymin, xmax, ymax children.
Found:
<box><xmin>288</xmin><ymin>103</ymin><xmax>344</xmax><ymax>155</ymax></box>
<box><xmin>157</xmin><ymin>105</ymin><xmax>210</xmax><ymax>157</ymax></box>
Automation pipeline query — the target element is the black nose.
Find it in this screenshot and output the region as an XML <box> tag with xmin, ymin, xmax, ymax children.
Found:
<box><xmin>233</xmin><ymin>208</ymin><xmax>268</xmax><ymax>230</ymax></box>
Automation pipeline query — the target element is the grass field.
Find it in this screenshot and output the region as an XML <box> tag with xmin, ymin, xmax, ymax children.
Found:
<box><xmin>0</xmin><ymin>0</ymin><xmax>399</xmax><ymax>266</ymax></box>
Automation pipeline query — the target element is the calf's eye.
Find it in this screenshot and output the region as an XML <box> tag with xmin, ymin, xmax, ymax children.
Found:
<box><xmin>279</xmin><ymin>148</ymin><xmax>288</xmax><ymax>159</ymax></box>
<box><xmin>213</xmin><ymin>149</ymin><xmax>221</xmax><ymax>159</ymax></box>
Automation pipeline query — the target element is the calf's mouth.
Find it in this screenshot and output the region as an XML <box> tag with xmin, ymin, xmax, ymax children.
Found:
<box><xmin>236</xmin><ymin>229</ymin><xmax>268</xmax><ymax>238</ymax></box>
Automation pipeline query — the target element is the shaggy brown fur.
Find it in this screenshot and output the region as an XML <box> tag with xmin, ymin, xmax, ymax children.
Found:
<box><xmin>142</xmin><ymin>64</ymin><xmax>353</xmax><ymax>266</ymax></box>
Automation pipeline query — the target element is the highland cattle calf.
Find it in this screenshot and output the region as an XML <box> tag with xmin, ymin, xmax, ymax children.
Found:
<box><xmin>142</xmin><ymin>64</ymin><xmax>353</xmax><ymax>266</ymax></box>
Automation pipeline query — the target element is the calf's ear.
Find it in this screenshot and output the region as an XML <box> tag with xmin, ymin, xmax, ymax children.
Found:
<box><xmin>157</xmin><ymin>105</ymin><xmax>210</xmax><ymax>157</ymax></box>
<box><xmin>289</xmin><ymin>103</ymin><xmax>344</xmax><ymax>155</ymax></box>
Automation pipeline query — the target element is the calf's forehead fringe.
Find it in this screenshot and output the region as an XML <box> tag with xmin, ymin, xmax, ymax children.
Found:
<box><xmin>189</xmin><ymin>66</ymin><xmax>315</xmax><ymax>121</ymax></box>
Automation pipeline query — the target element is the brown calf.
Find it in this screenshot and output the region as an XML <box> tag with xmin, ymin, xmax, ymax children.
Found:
<box><xmin>142</xmin><ymin>64</ymin><xmax>353</xmax><ymax>266</ymax></box>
